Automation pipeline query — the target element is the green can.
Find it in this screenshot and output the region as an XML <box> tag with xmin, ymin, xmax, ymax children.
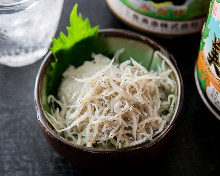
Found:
<box><xmin>106</xmin><ymin>0</ymin><xmax>209</xmax><ymax>36</ymax></box>
<box><xmin>195</xmin><ymin>0</ymin><xmax>220</xmax><ymax>119</ymax></box>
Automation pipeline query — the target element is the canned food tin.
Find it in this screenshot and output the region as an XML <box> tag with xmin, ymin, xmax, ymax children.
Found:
<box><xmin>106</xmin><ymin>0</ymin><xmax>209</xmax><ymax>36</ymax></box>
<box><xmin>195</xmin><ymin>0</ymin><xmax>220</xmax><ymax>119</ymax></box>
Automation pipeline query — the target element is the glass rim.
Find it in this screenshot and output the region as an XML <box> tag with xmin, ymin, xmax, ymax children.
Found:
<box><xmin>0</xmin><ymin>0</ymin><xmax>39</xmax><ymax>13</ymax></box>
<box><xmin>0</xmin><ymin>0</ymin><xmax>38</xmax><ymax>9</ymax></box>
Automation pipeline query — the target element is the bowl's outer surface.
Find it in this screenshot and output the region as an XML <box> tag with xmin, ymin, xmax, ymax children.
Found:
<box><xmin>34</xmin><ymin>29</ymin><xmax>184</xmax><ymax>169</ymax></box>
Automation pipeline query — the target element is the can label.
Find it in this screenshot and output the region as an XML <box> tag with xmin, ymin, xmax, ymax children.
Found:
<box><xmin>120</xmin><ymin>0</ymin><xmax>209</xmax><ymax>20</ymax></box>
<box><xmin>107</xmin><ymin>0</ymin><xmax>206</xmax><ymax>35</ymax></box>
<box><xmin>197</xmin><ymin>0</ymin><xmax>220</xmax><ymax>111</ymax></box>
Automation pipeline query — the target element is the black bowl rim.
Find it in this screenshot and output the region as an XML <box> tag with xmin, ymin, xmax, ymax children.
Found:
<box><xmin>34</xmin><ymin>28</ymin><xmax>184</xmax><ymax>154</ymax></box>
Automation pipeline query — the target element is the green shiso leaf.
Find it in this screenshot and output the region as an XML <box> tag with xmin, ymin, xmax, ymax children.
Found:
<box><xmin>50</xmin><ymin>4</ymin><xmax>99</xmax><ymax>54</ymax></box>
<box><xmin>46</xmin><ymin>4</ymin><xmax>107</xmax><ymax>96</ymax></box>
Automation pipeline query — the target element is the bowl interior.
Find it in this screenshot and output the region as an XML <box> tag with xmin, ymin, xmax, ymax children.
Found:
<box><xmin>105</xmin><ymin>36</ymin><xmax>172</xmax><ymax>72</ymax></box>
<box><xmin>38</xmin><ymin>30</ymin><xmax>182</xmax><ymax>150</ymax></box>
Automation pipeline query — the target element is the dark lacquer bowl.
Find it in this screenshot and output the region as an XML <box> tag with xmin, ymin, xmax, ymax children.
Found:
<box><xmin>34</xmin><ymin>29</ymin><xmax>183</xmax><ymax>169</ymax></box>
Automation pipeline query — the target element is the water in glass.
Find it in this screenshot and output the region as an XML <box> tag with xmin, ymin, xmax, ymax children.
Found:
<box><xmin>0</xmin><ymin>0</ymin><xmax>63</xmax><ymax>67</ymax></box>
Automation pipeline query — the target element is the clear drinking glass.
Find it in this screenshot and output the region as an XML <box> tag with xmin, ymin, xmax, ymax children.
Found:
<box><xmin>0</xmin><ymin>0</ymin><xmax>64</xmax><ymax>67</ymax></box>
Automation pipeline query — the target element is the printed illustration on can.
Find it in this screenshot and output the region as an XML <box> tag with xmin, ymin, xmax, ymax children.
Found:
<box><xmin>121</xmin><ymin>0</ymin><xmax>209</xmax><ymax>20</ymax></box>
<box><xmin>106</xmin><ymin>0</ymin><xmax>209</xmax><ymax>36</ymax></box>
<box><xmin>196</xmin><ymin>0</ymin><xmax>220</xmax><ymax>116</ymax></box>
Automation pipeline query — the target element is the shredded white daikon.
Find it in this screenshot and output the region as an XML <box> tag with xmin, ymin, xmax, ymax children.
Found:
<box><xmin>47</xmin><ymin>52</ymin><xmax>176</xmax><ymax>148</ymax></box>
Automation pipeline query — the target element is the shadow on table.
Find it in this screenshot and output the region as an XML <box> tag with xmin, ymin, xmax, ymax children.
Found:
<box><xmin>50</xmin><ymin>154</ymin><xmax>175</xmax><ymax>176</ymax></box>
